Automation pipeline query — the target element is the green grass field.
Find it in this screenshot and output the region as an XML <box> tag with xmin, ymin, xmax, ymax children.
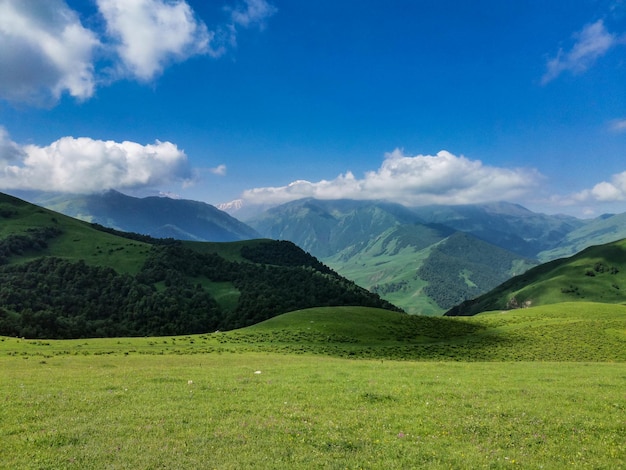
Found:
<box><xmin>1</xmin><ymin>303</ymin><xmax>625</xmax><ymax>469</ymax></box>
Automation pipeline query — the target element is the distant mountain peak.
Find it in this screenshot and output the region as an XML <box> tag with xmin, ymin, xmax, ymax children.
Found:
<box><xmin>218</xmin><ymin>199</ymin><xmax>244</xmax><ymax>212</ymax></box>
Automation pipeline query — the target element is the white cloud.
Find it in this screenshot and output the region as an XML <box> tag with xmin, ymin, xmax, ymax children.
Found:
<box><xmin>97</xmin><ymin>0</ymin><xmax>213</xmax><ymax>81</ymax></box>
<box><xmin>0</xmin><ymin>128</ymin><xmax>192</xmax><ymax>193</ymax></box>
<box><xmin>230</xmin><ymin>0</ymin><xmax>278</xmax><ymax>28</ymax></box>
<box><xmin>571</xmin><ymin>171</ymin><xmax>626</xmax><ymax>203</ymax></box>
<box><xmin>542</xmin><ymin>20</ymin><xmax>621</xmax><ymax>84</ymax></box>
<box><xmin>0</xmin><ymin>0</ymin><xmax>277</xmax><ymax>105</ymax></box>
<box><xmin>240</xmin><ymin>149</ymin><xmax>541</xmax><ymax>207</ymax></box>
<box><xmin>0</xmin><ymin>127</ymin><xmax>25</xmax><ymax>164</ymax></box>
<box><xmin>209</xmin><ymin>164</ymin><xmax>228</xmax><ymax>176</ymax></box>
<box><xmin>0</xmin><ymin>0</ymin><xmax>100</xmax><ymax>104</ymax></box>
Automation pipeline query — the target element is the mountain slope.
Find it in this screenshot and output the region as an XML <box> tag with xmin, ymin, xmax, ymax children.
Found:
<box><xmin>248</xmin><ymin>198</ymin><xmax>423</xmax><ymax>257</ymax></box>
<box><xmin>446</xmin><ymin>238</ymin><xmax>626</xmax><ymax>316</ymax></box>
<box><xmin>326</xmin><ymin>227</ymin><xmax>535</xmax><ymax>315</ymax></box>
<box><xmin>0</xmin><ymin>192</ymin><xmax>398</xmax><ymax>338</ymax></box>
<box><xmin>249</xmin><ymin>198</ymin><xmax>539</xmax><ymax>315</ymax></box>
<box><xmin>25</xmin><ymin>190</ymin><xmax>260</xmax><ymax>242</ymax></box>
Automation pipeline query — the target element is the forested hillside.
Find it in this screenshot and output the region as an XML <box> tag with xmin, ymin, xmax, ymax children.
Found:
<box><xmin>0</xmin><ymin>193</ymin><xmax>398</xmax><ymax>339</ymax></box>
<box><xmin>417</xmin><ymin>232</ymin><xmax>535</xmax><ymax>309</ymax></box>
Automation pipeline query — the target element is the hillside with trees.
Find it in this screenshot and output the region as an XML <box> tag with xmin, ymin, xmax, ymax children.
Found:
<box><xmin>0</xmin><ymin>192</ymin><xmax>398</xmax><ymax>339</ymax></box>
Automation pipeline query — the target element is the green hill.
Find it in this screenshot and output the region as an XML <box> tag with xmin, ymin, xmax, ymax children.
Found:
<box><xmin>0</xmin><ymin>193</ymin><xmax>398</xmax><ymax>339</ymax></box>
<box><xmin>326</xmin><ymin>228</ymin><xmax>536</xmax><ymax>315</ymax></box>
<box><xmin>3</xmin><ymin>302</ymin><xmax>624</xmax><ymax>362</ymax></box>
<box><xmin>446</xmin><ymin>238</ymin><xmax>626</xmax><ymax>316</ymax></box>
<box><xmin>235</xmin><ymin>303</ymin><xmax>626</xmax><ymax>361</ymax></box>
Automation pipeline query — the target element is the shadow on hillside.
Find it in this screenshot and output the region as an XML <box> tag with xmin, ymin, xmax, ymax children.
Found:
<box><xmin>226</xmin><ymin>315</ymin><xmax>528</xmax><ymax>362</ymax></box>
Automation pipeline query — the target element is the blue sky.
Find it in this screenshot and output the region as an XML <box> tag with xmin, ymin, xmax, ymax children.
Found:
<box><xmin>1</xmin><ymin>0</ymin><xmax>626</xmax><ymax>217</ymax></box>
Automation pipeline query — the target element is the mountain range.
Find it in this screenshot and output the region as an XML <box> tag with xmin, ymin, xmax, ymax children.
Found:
<box><xmin>10</xmin><ymin>190</ymin><xmax>626</xmax><ymax>315</ymax></box>
<box><xmin>244</xmin><ymin>198</ymin><xmax>585</xmax><ymax>314</ymax></box>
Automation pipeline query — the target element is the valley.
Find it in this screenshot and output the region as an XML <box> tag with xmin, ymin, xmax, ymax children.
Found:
<box><xmin>9</xmin><ymin>190</ymin><xmax>626</xmax><ymax>316</ymax></box>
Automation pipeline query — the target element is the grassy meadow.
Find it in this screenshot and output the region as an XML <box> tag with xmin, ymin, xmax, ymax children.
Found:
<box><xmin>1</xmin><ymin>303</ymin><xmax>625</xmax><ymax>469</ymax></box>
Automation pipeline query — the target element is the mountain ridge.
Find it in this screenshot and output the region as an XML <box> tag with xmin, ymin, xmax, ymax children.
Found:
<box><xmin>23</xmin><ymin>190</ymin><xmax>260</xmax><ymax>243</ymax></box>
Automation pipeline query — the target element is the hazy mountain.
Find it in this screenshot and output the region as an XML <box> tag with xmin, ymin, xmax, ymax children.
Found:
<box><xmin>247</xmin><ymin>198</ymin><xmax>424</xmax><ymax>257</ymax></box>
<box><xmin>537</xmin><ymin>212</ymin><xmax>626</xmax><ymax>261</ymax></box>
<box><xmin>217</xmin><ymin>198</ymin><xmax>278</xmax><ymax>221</ymax></box>
<box><xmin>446</xmin><ymin>237</ymin><xmax>626</xmax><ymax>316</ymax></box>
<box><xmin>23</xmin><ymin>190</ymin><xmax>261</xmax><ymax>242</ymax></box>
<box><xmin>410</xmin><ymin>202</ymin><xmax>586</xmax><ymax>258</ymax></box>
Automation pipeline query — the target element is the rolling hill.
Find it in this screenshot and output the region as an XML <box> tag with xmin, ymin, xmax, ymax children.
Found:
<box><xmin>446</xmin><ymin>237</ymin><xmax>626</xmax><ymax>316</ymax></box>
<box><xmin>3</xmin><ymin>302</ymin><xmax>624</xmax><ymax>361</ymax></box>
<box><xmin>241</xmin><ymin>303</ymin><xmax>626</xmax><ymax>361</ymax></box>
<box><xmin>0</xmin><ymin>192</ymin><xmax>398</xmax><ymax>339</ymax></box>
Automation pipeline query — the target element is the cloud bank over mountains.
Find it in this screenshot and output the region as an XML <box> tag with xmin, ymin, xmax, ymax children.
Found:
<box><xmin>3</xmin><ymin>122</ymin><xmax>626</xmax><ymax>215</ymax></box>
<box><xmin>0</xmin><ymin>0</ymin><xmax>625</xmax><ymax>218</ymax></box>
<box><xmin>0</xmin><ymin>0</ymin><xmax>276</xmax><ymax>104</ymax></box>
<box><xmin>241</xmin><ymin>150</ymin><xmax>542</xmax><ymax>207</ymax></box>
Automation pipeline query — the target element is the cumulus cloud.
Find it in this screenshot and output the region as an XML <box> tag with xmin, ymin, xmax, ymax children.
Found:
<box><xmin>0</xmin><ymin>0</ymin><xmax>100</xmax><ymax>104</ymax></box>
<box><xmin>571</xmin><ymin>171</ymin><xmax>626</xmax><ymax>203</ymax></box>
<box><xmin>240</xmin><ymin>149</ymin><xmax>541</xmax><ymax>207</ymax></box>
<box><xmin>0</xmin><ymin>0</ymin><xmax>277</xmax><ymax>104</ymax></box>
<box><xmin>0</xmin><ymin>127</ymin><xmax>192</xmax><ymax>193</ymax></box>
<box><xmin>97</xmin><ymin>0</ymin><xmax>213</xmax><ymax>80</ymax></box>
<box><xmin>0</xmin><ymin>127</ymin><xmax>25</xmax><ymax>164</ymax></box>
<box><xmin>542</xmin><ymin>20</ymin><xmax>622</xmax><ymax>84</ymax></box>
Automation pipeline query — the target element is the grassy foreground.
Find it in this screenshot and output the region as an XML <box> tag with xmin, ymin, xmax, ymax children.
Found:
<box><xmin>1</xmin><ymin>355</ymin><xmax>624</xmax><ymax>469</ymax></box>
<box><xmin>1</xmin><ymin>304</ymin><xmax>625</xmax><ymax>468</ymax></box>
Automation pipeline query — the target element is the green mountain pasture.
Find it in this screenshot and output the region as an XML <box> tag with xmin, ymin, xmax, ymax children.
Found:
<box><xmin>3</xmin><ymin>303</ymin><xmax>624</xmax><ymax>362</ymax></box>
<box><xmin>447</xmin><ymin>238</ymin><xmax>626</xmax><ymax>316</ymax></box>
